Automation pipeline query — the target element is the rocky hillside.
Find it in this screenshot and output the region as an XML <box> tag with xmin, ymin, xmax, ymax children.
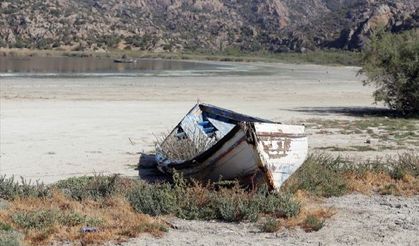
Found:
<box><xmin>0</xmin><ymin>0</ymin><xmax>417</xmax><ymax>52</ymax></box>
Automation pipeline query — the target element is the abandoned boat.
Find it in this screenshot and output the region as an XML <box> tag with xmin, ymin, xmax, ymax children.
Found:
<box><xmin>155</xmin><ymin>103</ymin><xmax>308</xmax><ymax>190</ymax></box>
<box><xmin>113</xmin><ymin>57</ymin><xmax>136</xmax><ymax>63</ymax></box>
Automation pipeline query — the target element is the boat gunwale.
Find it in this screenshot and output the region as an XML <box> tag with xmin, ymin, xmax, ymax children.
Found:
<box><xmin>199</xmin><ymin>103</ymin><xmax>280</xmax><ymax>124</ymax></box>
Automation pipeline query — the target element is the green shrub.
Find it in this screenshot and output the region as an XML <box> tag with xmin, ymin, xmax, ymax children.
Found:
<box><xmin>13</xmin><ymin>38</ymin><xmax>29</xmax><ymax>49</ymax></box>
<box><xmin>127</xmin><ymin>183</ymin><xmax>176</xmax><ymax>216</ymax></box>
<box><xmin>260</xmin><ymin>217</ymin><xmax>280</xmax><ymax>233</ymax></box>
<box><xmin>302</xmin><ymin>215</ymin><xmax>324</xmax><ymax>232</ymax></box>
<box><xmin>258</xmin><ymin>190</ymin><xmax>300</xmax><ymax>218</ymax></box>
<box><xmin>0</xmin><ymin>222</ymin><xmax>13</xmax><ymax>232</ymax></box>
<box><xmin>359</xmin><ymin>153</ymin><xmax>419</xmax><ymax>178</ymax></box>
<box><xmin>208</xmin><ymin>191</ymin><xmax>261</xmax><ymax>222</ymax></box>
<box><xmin>127</xmin><ymin>176</ymin><xmax>300</xmax><ymax>222</ymax></box>
<box><xmin>12</xmin><ymin>210</ymin><xmax>99</xmax><ymax>230</ymax></box>
<box><xmin>0</xmin><ymin>231</ymin><xmax>21</xmax><ymax>246</ymax></box>
<box><xmin>0</xmin><ymin>176</ymin><xmax>50</xmax><ymax>200</ymax></box>
<box><xmin>54</xmin><ymin>175</ymin><xmax>121</xmax><ymax>201</ymax></box>
<box><xmin>286</xmin><ymin>154</ymin><xmax>348</xmax><ymax>197</ymax></box>
<box><xmin>390</xmin><ymin>166</ymin><xmax>406</xmax><ymax>180</ymax></box>
<box><xmin>361</xmin><ymin>29</ymin><xmax>419</xmax><ymax>114</ymax></box>
<box><xmin>136</xmin><ymin>222</ymin><xmax>168</xmax><ymax>233</ymax></box>
<box><xmin>12</xmin><ymin>210</ymin><xmax>56</xmax><ymax>230</ymax></box>
<box><xmin>174</xmin><ymin>177</ymin><xmax>299</xmax><ymax>222</ymax></box>
<box><xmin>0</xmin><ymin>222</ymin><xmax>21</xmax><ymax>246</ymax></box>
<box><xmin>392</xmin><ymin>153</ymin><xmax>419</xmax><ymax>177</ymax></box>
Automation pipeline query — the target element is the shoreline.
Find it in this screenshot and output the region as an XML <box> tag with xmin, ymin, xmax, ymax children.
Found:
<box><xmin>0</xmin><ymin>48</ymin><xmax>361</xmax><ymax>66</ymax></box>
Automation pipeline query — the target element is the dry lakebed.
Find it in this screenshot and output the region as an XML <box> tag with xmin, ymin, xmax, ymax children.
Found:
<box><xmin>1</xmin><ymin>59</ymin><xmax>418</xmax><ymax>245</ymax></box>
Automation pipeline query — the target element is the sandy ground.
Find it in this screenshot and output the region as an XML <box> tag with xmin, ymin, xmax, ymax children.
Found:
<box><xmin>121</xmin><ymin>194</ymin><xmax>419</xmax><ymax>246</ymax></box>
<box><xmin>0</xmin><ymin>62</ymin><xmax>379</xmax><ymax>183</ymax></box>
<box><xmin>1</xmin><ymin>61</ymin><xmax>418</xmax><ymax>245</ymax></box>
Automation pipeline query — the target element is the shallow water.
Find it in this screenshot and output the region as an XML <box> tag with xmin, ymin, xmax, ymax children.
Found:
<box><xmin>0</xmin><ymin>56</ymin><xmax>269</xmax><ymax>78</ymax></box>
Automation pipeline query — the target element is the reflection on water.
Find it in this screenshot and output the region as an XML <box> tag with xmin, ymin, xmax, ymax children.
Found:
<box><xmin>0</xmin><ymin>56</ymin><xmax>221</xmax><ymax>75</ymax></box>
<box><xmin>0</xmin><ymin>56</ymin><xmax>276</xmax><ymax>78</ymax></box>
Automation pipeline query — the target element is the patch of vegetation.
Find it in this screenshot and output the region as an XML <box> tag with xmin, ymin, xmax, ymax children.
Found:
<box><xmin>0</xmin><ymin>222</ymin><xmax>13</xmax><ymax>232</ymax></box>
<box><xmin>285</xmin><ymin>153</ymin><xmax>419</xmax><ymax>197</ymax></box>
<box><xmin>301</xmin><ymin>215</ymin><xmax>324</xmax><ymax>232</ymax></box>
<box><xmin>361</xmin><ymin>29</ymin><xmax>419</xmax><ymax>114</ymax></box>
<box><xmin>260</xmin><ymin>217</ymin><xmax>280</xmax><ymax>233</ymax></box>
<box><xmin>349</xmin><ymin>145</ymin><xmax>377</xmax><ymax>152</ymax></box>
<box><xmin>54</xmin><ymin>174</ymin><xmax>133</xmax><ymax>201</ymax></box>
<box><xmin>128</xmin><ymin>182</ymin><xmax>176</xmax><ymax>216</ymax></box>
<box><xmin>285</xmin><ymin>154</ymin><xmax>349</xmax><ymax>197</ymax></box>
<box><xmin>128</xmin><ymin>174</ymin><xmax>300</xmax><ymax>222</ymax></box>
<box><xmin>0</xmin><ymin>151</ymin><xmax>417</xmax><ymax>244</ymax></box>
<box><xmin>306</xmin><ymin>117</ymin><xmax>419</xmax><ymax>148</ymax></box>
<box><xmin>314</xmin><ymin>145</ymin><xmax>376</xmax><ymax>152</ymax></box>
<box><xmin>0</xmin><ymin>174</ymin><xmax>302</xmax><ymax>244</ymax></box>
<box><xmin>164</xmin><ymin>49</ymin><xmax>361</xmax><ymax>66</ymax></box>
<box><xmin>0</xmin><ymin>222</ymin><xmax>21</xmax><ymax>246</ymax></box>
<box><xmin>378</xmin><ymin>184</ymin><xmax>400</xmax><ymax>196</ymax></box>
<box><xmin>12</xmin><ymin>210</ymin><xmax>100</xmax><ymax>230</ymax></box>
<box><xmin>134</xmin><ymin>222</ymin><xmax>169</xmax><ymax>235</ymax></box>
<box><xmin>1</xmin><ymin>47</ymin><xmax>360</xmax><ymax>66</ymax></box>
<box><xmin>0</xmin><ymin>176</ymin><xmax>50</xmax><ymax>200</ymax></box>
<box><xmin>0</xmin><ymin>231</ymin><xmax>21</xmax><ymax>246</ymax></box>
<box><xmin>390</xmin><ymin>166</ymin><xmax>406</xmax><ymax>180</ymax></box>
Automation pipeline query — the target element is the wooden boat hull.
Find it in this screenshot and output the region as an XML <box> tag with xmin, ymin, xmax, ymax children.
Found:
<box><xmin>113</xmin><ymin>59</ymin><xmax>135</xmax><ymax>63</ymax></box>
<box><xmin>155</xmin><ymin>104</ymin><xmax>308</xmax><ymax>189</ymax></box>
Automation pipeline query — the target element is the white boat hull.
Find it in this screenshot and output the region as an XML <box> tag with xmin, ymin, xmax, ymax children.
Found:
<box><xmin>157</xmin><ymin>120</ymin><xmax>307</xmax><ymax>189</ymax></box>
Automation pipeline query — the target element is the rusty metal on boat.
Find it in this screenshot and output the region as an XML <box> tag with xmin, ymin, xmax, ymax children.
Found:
<box><xmin>154</xmin><ymin>103</ymin><xmax>308</xmax><ymax>190</ymax></box>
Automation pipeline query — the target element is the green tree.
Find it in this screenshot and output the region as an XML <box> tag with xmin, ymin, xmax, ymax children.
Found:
<box><xmin>361</xmin><ymin>29</ymin><xmax>419</xmax><ymax>114</ymax></box>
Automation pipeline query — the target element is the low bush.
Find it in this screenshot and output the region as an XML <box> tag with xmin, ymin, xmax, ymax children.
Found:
<box><xmin>0</xmin><ymin>231</ymin><xmax>21</xmax><ymax>246</ymax></box>
<box><xmin>286</xmin><ymin>153</ymin><xmax>419</xmax><ymax>197</ymax></box>
<box><xmin>258</xmin><ymin>191</ymin><xmax>300</xmax><ymax>218</ymax></box>
<box><xmin>136</xmin><ymin>222</ymin><xmax>169</xmax><ymax>234</ymax></box>
<box><xmin>128</xmin><ymin>182</ymin><xmax>176</xmax><ymax>216</ymax></box>
<box><xmin>260</xmin><ymin>217</ymin><xmax>281</xmax><ymax>233</ymax></box>
<box><xmin>12</xmin><ymin>209</ymin><xmax>100</xmax><ymax>230</ymax></box>
<box><xmin>0</xmin><ymin>176</ymin><xmax>49</xmax><ymax>200</ymax></box>
<box><xmin>0</xmin><ymin>222</ymin><xmax>13</xmax><ymax>232</ymax></box>
<box><xmin>12</xmin><ymin>210</ymin><xmax>56</xmax><ymax>230</ymax></box>
<box><xmin>361</xmin><ymin>29</ymin><xmax>419</xmax><ymax>114</ymax></box>
<box><xmin>54</xmin><ymin>174</ymin><xmax>128</xmax><ymax>201</ymax></box>
<box><xmin>285</xmin><ymin>154</ymin><xmax>348</xmax><ymax>197</ymax></box>
<box><xmin>0</xmin><ymin>222</ymin><xmax>21</xmax><ymax>246</ymax></box>
<box><xmin>378</xmin><ymin>184</ymin><xmax>400</xmax><ymax>196</ymax></box>
<box><xmin>301</xmin><ymin>215</ymin><xmax>324</xmax><ymax>232</ymax></box>
<box><xmin>127</xmin><ymin>175</ymin><xmax>300</xmax><ymax>222</ymax></box>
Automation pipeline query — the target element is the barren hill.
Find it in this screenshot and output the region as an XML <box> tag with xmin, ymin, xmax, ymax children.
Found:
<box><xmin>0</xmin><ymin>0</ymin><xmax>417</xmax><ymax>52</ymax></box>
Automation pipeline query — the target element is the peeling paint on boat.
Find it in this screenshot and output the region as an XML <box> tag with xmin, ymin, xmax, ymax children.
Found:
<box><xmin>155</xmin><ymin>103</ymin><xmax>308</xmax><ymax>190</ymax></box>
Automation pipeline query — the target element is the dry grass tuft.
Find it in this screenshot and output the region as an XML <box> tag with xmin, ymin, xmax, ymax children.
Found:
<box><xmin>285</xmin><ymin>153</ymin><xmax>419</xmax><ymax>197</ymax></box>
<box><xmin>155</xmin><ymin>128</ymin><xmax>216</xmax><ymax>161</ymax></box>
<box><xmin>0</xmin><ymin>191</ymin><xmax>166</xmax><ymax>245</ymax></box>
<box><xmin>259</xmin><ymin>191</ymin><xmax>335</xmax><ymax>233</ymax></box>
<box><xmin>283</xmin><ymin>193</ymin><xmax>335</xmax><ymax>231</ymax></box>
<box><xmin>345</xmin><ymin>171</ymin><xmax>419</xmax><ymax>196</ymax></box>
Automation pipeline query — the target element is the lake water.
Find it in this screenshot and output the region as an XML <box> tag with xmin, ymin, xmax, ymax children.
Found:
<box><xmin>0</xmin><ymin>56</ymin><xmax>268</xmax><ymax>78</ymax></box>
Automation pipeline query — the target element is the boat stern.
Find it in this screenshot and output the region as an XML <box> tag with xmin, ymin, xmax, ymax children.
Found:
<box><xmin>253</xmin><ymin>123</ymin><xmax>308</xmax><ymax>190</ymax></box>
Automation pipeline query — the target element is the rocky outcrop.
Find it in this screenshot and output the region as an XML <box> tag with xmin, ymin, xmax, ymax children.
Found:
<box><xmin>0</xmin><ymin>0</ymin><xmax>417</xmax><ymax>52</ymax></box>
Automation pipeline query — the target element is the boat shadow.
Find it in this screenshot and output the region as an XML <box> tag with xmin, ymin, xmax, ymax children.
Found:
<box><xmin>137</xmin><ymin>153</ymin><xmax>171</xmax><ymax>183</ymax></box>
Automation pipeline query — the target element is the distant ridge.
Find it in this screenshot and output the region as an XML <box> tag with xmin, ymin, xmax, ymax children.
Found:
<box><xmin>0</xmin><ymin>0</ymin><xmax>417</xmax><ymax>52</ymax></box>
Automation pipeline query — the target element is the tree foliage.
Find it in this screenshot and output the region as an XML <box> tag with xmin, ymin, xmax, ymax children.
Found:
<box><xmin>361</xmin><ymin>29</ymin><xmax>419</xmax><ymax>114</ymax></box>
